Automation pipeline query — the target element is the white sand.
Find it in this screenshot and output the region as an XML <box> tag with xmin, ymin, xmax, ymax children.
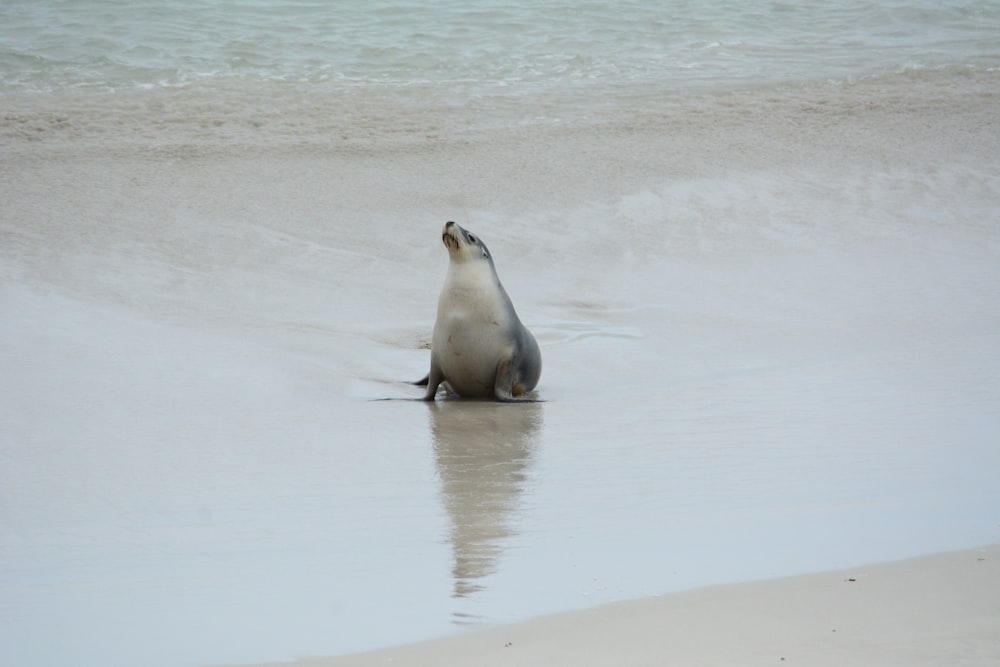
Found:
<box><xmin>251</xmin><ymin>545</ymin><xmax>1000</xmax><ymax>667</ymax></box>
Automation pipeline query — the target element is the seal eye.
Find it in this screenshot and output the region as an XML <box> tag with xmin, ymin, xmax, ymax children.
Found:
<box><xmin>468</xmin><ymin>234</ymin><xmax>477</xmax><ymax>243</ymax></box>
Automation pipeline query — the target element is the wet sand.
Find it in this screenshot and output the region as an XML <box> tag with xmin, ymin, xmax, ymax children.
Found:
<box><xmin>2</xmin><ymin>69</ymin><xmax>1000</xmax><ymax>666</ymax></box>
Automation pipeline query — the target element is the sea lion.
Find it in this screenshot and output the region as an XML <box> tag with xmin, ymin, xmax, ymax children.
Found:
<box><xmin>418</xmin><ymin>221</ymin><xmax>541</xmax><ymax>401</ymax></box>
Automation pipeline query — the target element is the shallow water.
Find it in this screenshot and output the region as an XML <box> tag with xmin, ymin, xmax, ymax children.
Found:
<box><xmin>3</xmin><ymin>0</ymin><xmax>998</xmax><ymax>94</ymax></box>
<box><xmin>2</xmin><ymin>3</ymin><xmax>1000</xmax><ymax>667</ymax></box>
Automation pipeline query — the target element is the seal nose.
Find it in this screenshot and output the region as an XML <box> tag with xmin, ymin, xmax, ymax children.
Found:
<box><xmin>442</xmin><ymin>221</ymin><xmax>459</xmax><ymax>250</ymax></box>
<box><xmin>445</xmin><ymin>221</ymin><xmax>456</xmax><ymax>229</ymax></box>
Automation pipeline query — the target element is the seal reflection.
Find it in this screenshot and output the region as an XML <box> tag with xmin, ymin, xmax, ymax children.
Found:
<box><xmin>427</xmin><ymin>400</ymin><xmax>543</xmax><ymax>619</ymax></box>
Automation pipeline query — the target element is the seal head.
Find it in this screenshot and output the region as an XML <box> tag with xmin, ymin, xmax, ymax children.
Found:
<box><xmin>421</xmin><ymin>221</ymin><xmax>541</xmax><ymax>401</ymax></box>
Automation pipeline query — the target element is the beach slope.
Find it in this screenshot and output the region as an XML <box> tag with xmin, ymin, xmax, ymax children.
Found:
<box><xmin>252</xmin><ymin>546</ymin><xmax>999</xmax><ymax>667</ymax></box>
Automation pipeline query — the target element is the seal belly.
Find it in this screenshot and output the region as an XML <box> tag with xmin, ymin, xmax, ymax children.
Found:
<box><xmin>433</xmin><ymin>312</ymin><xmax>511</xmax><ymax>397</ymax></box>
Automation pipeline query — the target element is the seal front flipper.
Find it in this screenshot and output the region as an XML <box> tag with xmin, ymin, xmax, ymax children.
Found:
<box><xmin>422</xmin><ymin>364</ymin><xmax>444</xmax><ymax>401</ymax></box>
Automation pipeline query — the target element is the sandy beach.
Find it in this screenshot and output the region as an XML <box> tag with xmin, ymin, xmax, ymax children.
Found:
<box><xmin>2</xmin><ymin>12</ymin><xmax>999</xmax><ymax>665</ymax></box>
<box><xmin>249</xmin><ymin>545</ymin><xmax>1000</xmax><ymax>667</ymax></box>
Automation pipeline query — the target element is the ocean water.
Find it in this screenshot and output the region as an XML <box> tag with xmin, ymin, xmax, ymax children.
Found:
<box><xmin>2</xmin><ymin>0</ymin><xmax>998</xmax><ymax>154</ymax></box>
<box><xmin>2</xmin><ymin>1</ymin><xmax>999</xmax><ymax>124</ymax></box>
<box><xmin>3</xmin><ymin>0</ymin><xmax>999</xmax><ymax>93</ymax></box>
<box><xmin>2</xmin><ymin>3</ymin><xmax>1000</xmax><ymax>667</ymax></box>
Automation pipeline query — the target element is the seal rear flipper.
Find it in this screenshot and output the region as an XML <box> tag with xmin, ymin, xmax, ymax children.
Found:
<box><xmin>412</xmin><ymin>375</ymin><xmax>429</xmax><ymax>386</ymax></box>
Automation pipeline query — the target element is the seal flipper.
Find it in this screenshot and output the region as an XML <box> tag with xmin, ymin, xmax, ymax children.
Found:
<box><xmin>412</xmin><ymin>375</ymin><xmax>429</xmax><ymax>386</ymax></box>
<box><xmin>494</xmin><ymin>356</ymin><xmax>527</xmax><ymax>402</ymax></box>
<box><xmin>422</xmin><ymin>364</ymin><xmax>444</xmax><ymax>401</ymax></box>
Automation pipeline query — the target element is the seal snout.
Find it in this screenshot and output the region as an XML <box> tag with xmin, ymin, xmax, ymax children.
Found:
<box><xmin>442</xmin><ymin>220</ymin><xmax>461</xmax><ymax>251</ymax></box>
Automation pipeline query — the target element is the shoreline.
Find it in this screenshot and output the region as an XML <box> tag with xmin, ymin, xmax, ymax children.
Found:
<box><xmin>246</xmin><ymin>544</ymin><xmax>1000</xmax><ymax>667</ymax></box>
<box><xmin>2</xmin><ymin>67</ymin><xmax>996</xmax><ymax>164</ymax></box>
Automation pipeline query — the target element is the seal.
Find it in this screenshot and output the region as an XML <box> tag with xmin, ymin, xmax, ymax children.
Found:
<box><xmin>417</xmin><ymin>221</ymin><xmax>542</xmax><ymax>401</ymax></box>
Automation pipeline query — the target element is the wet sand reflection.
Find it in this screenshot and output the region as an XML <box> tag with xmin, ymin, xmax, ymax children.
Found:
<box><xmin>428</xmin><ymin>401</ymin><xmax>543</xmax><ymax>615</ymax></box>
